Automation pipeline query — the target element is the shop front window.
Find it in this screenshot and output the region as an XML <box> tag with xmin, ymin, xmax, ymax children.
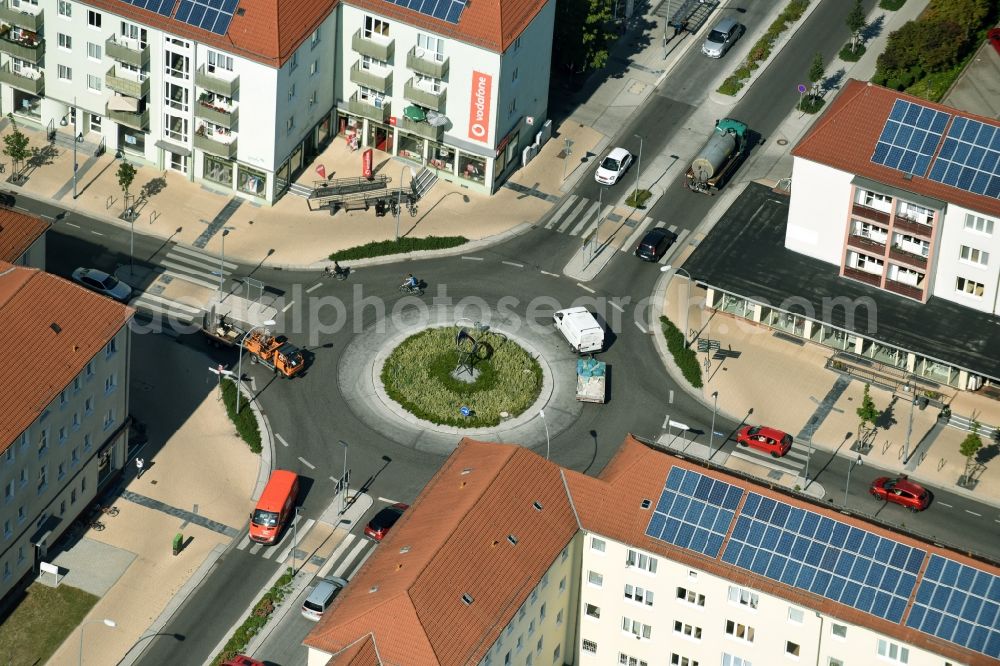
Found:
<box><xmin>118</xmin><ymin>125</ymin><xmax>145</xmax><ymax>154</ymax></box>
<box><xmin>717</xmin><ymin>293</ymin><xmax>753</xmax><ymax>318</ymax></box>
<box><xmin>428</xmin><ymin>142</ymin><xmax>455</xmax><ymax>173</ymax></box>
<box><xmin>13</xmin><ymin>90</ymin><xmax>41</xmax><ymax>119</ymax></box>
<box><xmin>397</xmin><ymin>132</ymin><xmax>424</xmax><ymax>163</ymax></box>
<box><xmin>458</xmin><ymin>152</ymin><xmax>486</xmax><ymax>184</ymax></box>
<box><xmin>237</xmin><ymin>164</ymin><xmax>266</xmax><ymax>197</ymax></box>
<box><xmin>203</xmin><ymin>154</ymin><xmax>232</xmax><ymax>185</ymax></box>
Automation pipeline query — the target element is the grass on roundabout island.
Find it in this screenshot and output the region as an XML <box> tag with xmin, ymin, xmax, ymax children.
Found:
<box><xmin>381</xmin><ymin>327</ymin><xmax>543</xmax><ymax>427</ymax></box>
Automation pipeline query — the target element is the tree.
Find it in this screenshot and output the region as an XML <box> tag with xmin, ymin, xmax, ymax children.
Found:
<box><xmin>856</xmin><ymin>383</ymin><xmax>882</xmax><ymax>433</ymax></box>
<box><xmin>552</xmin><ymin>0</ymin><xmax>616</xmax><ymax>74</ymax></box>
<box><xmin>925</xmin><ymin>0</ymin><xmax>989</xmax><ymax>42</ymax></box>
<box><xmin>807</xmin><ymin>52</ymin><xmax>825</xmax><ymax>97</ymax></box>
<box><xmin>2</xmin><ymin>113</ymin><xmax>32</xmax><ymax>180</ymax></box>
<box><xmin>117</xmin><ymin>160</ymin><xmax>137</xmax><ymax>215</ymax></box>
<box><xmin>959</xmin><ymin>421</ymin><xmax>984</xmax><ymax>485</ymax></box>
<box><xmin>846</xmin><ymin>0</ymin><xmax>866</xmax><ymax>53</ymax></box>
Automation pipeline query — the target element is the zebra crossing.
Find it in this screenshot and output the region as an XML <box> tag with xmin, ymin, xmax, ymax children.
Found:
<box><xmin>233</xmin><ymin>515</ymin><xmax>376</xmax><ymax>578</ymax></box>
<box><xmin>130</xmin><ymin>244</ymin><xmax>237</xmax><ymax>326</ymax></box>
<box><xmin>729</xmin><ymin>443</ymin><xmax>811</xmax><ymax>478</ymax></box>
<box><xmin>542</xmin><ymin>194</ymin><xmax>689</xmax><ymax>257</ymax></box>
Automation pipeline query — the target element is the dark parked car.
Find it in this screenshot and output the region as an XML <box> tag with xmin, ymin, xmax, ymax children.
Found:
<box><xmin>0</xmin><ymin>191</ymin><xmax>15</xmax><ymax>208</ymax></box>
<box><xmin>635</xmin><ymin>227</ymin><xmax>677</xmax><ymax>262</ymax></box>
<box><xmin>364</xmin><ymin>503</ymin><xmax>409</xmax><ymax>542</ymax></box>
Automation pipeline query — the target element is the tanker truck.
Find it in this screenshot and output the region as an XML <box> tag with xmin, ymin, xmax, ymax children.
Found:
<box><xmin>685</xmin><ymin>118</ymin><xmax>752</xmax><ymax>194</ymax></box>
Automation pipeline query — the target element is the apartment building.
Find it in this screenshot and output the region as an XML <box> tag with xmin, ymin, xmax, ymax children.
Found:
<box><xmin>0</xmin><ymin>261</ymin><xmax>133</xmax><ymax>601</ymax></box>
<box><xmin>0</xmin><ymin>207</ymin><xmax>48</xmax><ymax>267</ymax></box>
<box><xmin>304</xmin><ymin>436</ymin><xmax>999</xmax><ymax>666</ymax></box>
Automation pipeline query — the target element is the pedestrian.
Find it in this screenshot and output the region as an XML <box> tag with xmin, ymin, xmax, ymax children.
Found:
<box><xmin>136</xmin><ymin>457</ymin><xmax>145</xmax><ymax>479</ymax></box>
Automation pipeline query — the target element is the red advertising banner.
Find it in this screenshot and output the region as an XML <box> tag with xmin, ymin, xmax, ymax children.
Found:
<box><xmin>389</xmin><ymin>116</ymin><xmax>397</xmax><ymax>126</ymax></box>
<box><xmin>362</xmin><ymin>149</ymin><xmax>373</xmax><ymax>179</ymax></box>
<box><xmin>467</xmin><ymin>70</ymin><xmax>492</xmax><ymax>143</ymax></box>
<box><xmin>315</xmin><ymin>164</ymin><xmax>326</xmax><ymax>179</ymax></box>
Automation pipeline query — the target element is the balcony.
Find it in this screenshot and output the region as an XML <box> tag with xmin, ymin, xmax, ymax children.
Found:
<box><xmin>851</xmin><ymin>202</ymin><xmax>890</xmax><ymax>226</ymax></box>
<box><xmin>194</xmin><ymin>101</ymin><xmax>238</xmax><ymax>130</ymax></box>
<box><xmin>105</xmin><ymin>35</ymin><xmax>149</xmax><ymax>68</ymax></box>
<box><xmin>106</xmin><ymin>66</ymin><xmax>150</xmax><ymax>98</ymax></box>
<box><xmin>842</xmin><ymin>266</ymin><xmax>882</xmax><ymax>287</ymax></box>
<box><xmin>0</xmin><ymin>63</ymin><xmax>41</xmax><ymax>94</ymax></box>
<box><xmin>0</xmin><ymin>0</ymin><xmax>42</xmax><ymax>33</ymax></box>
<box><xmin>398</xmin><ymin>115</ymin><xmax>443</xmax><ymax>142</ymax></box>
<box><xmin>0</xmin><ymin>28</ymin><xmax>42</xmax><ymax>64</ymax></box>
<box><xmin>347</xmin><ymin>92</ymin><xmax>390</xmax><ymax>124</ymax></box>
<box><xmin>892</xmin><ymin>215</ymin><xmax>933</xmax><ymax>238</ymax></box>
<box><xmin>349</xmin><ymin>61</ymin><xmax>392</xmax><ymax>93</ymax></box>
<box><xmin>884</xmin><ymin>279</ymin><xmax>925</xmax><ymax>301</ymax></box>
<box><xmin>403</xmin><ymin>78</ymin><xmax>446</xmax><ymax>112</ymax></box>
<box><xmin>888</xmin><ymin>245</ymin><xmax>928</xmax><ymax>269</ymax></box>
<box><xmin>352</xmin><ymin>29</ymin><xmax>394</xmax><ymax>62</ymax></box>
<box><xmin>107</xmin><ymin>107</ymin><xmax>149</xmax><ymax>131</ymax></box>
<box><xmin>846</xmin><ymin>233</ymin><xmax>885</xmax><ymax>254</ymax></box>
<box><xmin>196</xmin><ymin>65</ymin><xmax>239</xmax><ymax>98</ymax></box>
<box><xmin>406</xmin><ymin>47</ymin><xmax>448</xmax><ymax>79</ymax></box>
<box><xmin>194</xmin><ymin>131</ymin><xmax>237</xmax><ymax>159</ymax></box>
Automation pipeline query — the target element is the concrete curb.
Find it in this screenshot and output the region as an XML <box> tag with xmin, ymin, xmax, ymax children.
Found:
<box><xmin>225</xmin><ymin>376</ymin><xmax>274</xmax><ymax>501</ymax></box>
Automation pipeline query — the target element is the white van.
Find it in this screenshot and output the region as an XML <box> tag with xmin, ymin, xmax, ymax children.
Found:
<box><xmin>553</xmin><ymin>307</ymin><xmax>604</xmax><ymax>353</ymax></box>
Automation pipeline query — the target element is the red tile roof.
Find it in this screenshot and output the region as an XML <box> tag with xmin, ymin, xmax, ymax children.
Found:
<box><xmin>304</xmin><ymin>439</ymin><xmax>578</xmax><ymax>665</ymax></box>
<box><xmin>792</xmin><ymin>79</ymin><xmax>1000</xmax><ymax>219</ymax></box>
<box><xmin>80</xmin><ymin>0</ymin><xmax>335</xmax><ymax>67</ymax></box>
<box><xmin>0</xmin><ymin>209</ymin><xmax>48</xmax><ymax>264</ymax></box>
<box><xmin>0</xmin><ymin>263</ymin><xmax>134</xmax><ymax>454</ymax></box>
<box><xmin>340</xmin><ymin>0</ymin><xmax>549</xmax><ymax>52</ymax></box>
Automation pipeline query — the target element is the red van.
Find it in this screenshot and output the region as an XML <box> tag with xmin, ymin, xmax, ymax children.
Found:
<box><xmin>249</xmin><ymin>470</ymin><xmax>299</xmax><ymax>544</ymax></box>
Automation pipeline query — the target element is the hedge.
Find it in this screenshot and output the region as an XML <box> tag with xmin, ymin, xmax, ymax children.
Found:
<box><xmin>660</xmin><ymin>316</ymin><xmax>703</xmax><ymax>388</ymax></box>
<box><xmin>221</xmin><ymin>379</ymin><xmax>262</xmax><ymax>454</ymax></box>
<box><xmin>878</xmin><ymin>0</ymin><xmax>905</xmax><ymax>9</ymax></box>
<box><xmin>211</xmin><ymin>568</ymin><xmax>294</xmax><ymax>665</ymax></box>
<box><xmin>330</xmin><ymin>235</ymin><xmax>467</xmax><ymax>260</ymax></box>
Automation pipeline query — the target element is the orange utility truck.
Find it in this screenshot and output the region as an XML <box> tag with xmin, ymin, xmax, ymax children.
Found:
<box><xmin>243</xmin><ymin>329</ymin><xmax>305</xmax><ymax>378</ymax></box>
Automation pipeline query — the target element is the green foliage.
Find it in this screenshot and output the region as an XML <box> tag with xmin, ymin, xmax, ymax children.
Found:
<box><xmin>381</xmin><ymin>327</ymin><xmax>542</xmax><ymax>427</ymax></box>
<box><xmin>846</xmin><ymin>0</ymin><xmax>866</xmax><ymax>51</ymax></box>
<box><xmin>221</xmin><ymin>379</ymin><xmax>262</xmax><ymax>454</ymax></box>
<box><xmin>330</xmin><ymin>235</ymin><xmax>467</xmax><ymax>260</ymax></box>
<box><xmin>926</xmin><ymin>0</ymin><xmax>990</xmax><ymax>42</ymax></box>
<box><xmin>0</xmin><ymin>583</ymin><xmax>98</xmax><ymax>666</ymax></box>
<box><xmin>625</xmin><ymin>188</ymin><xmax>652</xmax><ymax>208</ymax></box>
<box><xmin>659</xmin><ymin>316</ymin><xmax>702</xmax><ymax>388</ymax></box>
<box><xmin>856</xmin><ymin>383</ymin><xmax>881</xmax><ymax>430</ymax></box>
<box><xmin>904</xmin><ymin>65</ymin><xmax>962</xmax><ymax>101</ymax></box>
<box><xmin>719</xmin><ymin>0</ymin><xmax>809</xmax><ymax>91</ymax></box>
<box><xmin>717</xmin><ymin>76</ymin><xmax>745</xmax><ymax>96</ymax></box>
<box><xmin>552</xmin><ymin>0</ymin><xmax>617</xmax><ymax>74</ymax></box>
<box><xmin>808</xmin><ymin>52</ymin><xmax>825</xmax><ymax>84</ymax></box>
<box><xmin>117</xmin><ymin>160</ymin><xmax>137</xmax><ymax>197</ymax></box>
<box><xmin>3</xmin><ymin>113</ymin><xmax>33</xmax><ymax>176</ymax></box>
<box><xmin>839</xmin><ymin>43</ymin><xmax>866</xmax><ymax>62</ymax></box>
<box><xmin>781</xmin><ymin>0</ymin><xmax>810</xmax><ymax>21</ymax></box>
<box><xmin>212</xmin><ymin>569</ymin><xmax>294</xmax><ymax>665</ymax></box>
<box><xmin>959</xmin><ymin>421</ymin><xmax>984</xmax><ymax>480</ymax></box>
<box><xmin>798</xmin><ymin>95</ymin><xmax>826</xmax><ymax>114</ymax></box>
<box><xmin>879</xmin><ymin>0</ymin><xmax>906</xmax><ymax>9</ymax></box>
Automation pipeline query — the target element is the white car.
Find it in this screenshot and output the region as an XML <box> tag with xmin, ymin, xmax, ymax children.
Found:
<box><xmin>71</xmin><ymin>268</ymin><xmax>132</xmax><ymax>302</ymax></box>
<box><xmin>594</xmin><ymin>147</ymin><xmax>634</xmax><ymax>185</ymax></box>
<box><xmin>301</xmin><ymin>576</ymin><xmax>348</xmax><ymax>621</ymax></box>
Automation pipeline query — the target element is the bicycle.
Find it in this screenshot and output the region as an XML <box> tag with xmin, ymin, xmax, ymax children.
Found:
<box><xmin>323</xmin><ymin>265</ymin><xmax>350</xmax><ymax>281</ymax></box>
<box><xmin>399</xmin><ymin>283</ymin><xmax>424</xmax><ymax>296</ymax></box>
<box><xmin>101</xmin><ymin>505</ymin><xmax>120</xmax><ymax>517</ymax></box>
<box><xmin>89</xmin><ymin>519</ymin><xmax>106</xmax><ymax>531</ymax></box>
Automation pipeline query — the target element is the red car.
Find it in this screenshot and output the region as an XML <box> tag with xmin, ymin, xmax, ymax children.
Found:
<box><xmin>364</xmin><ymin>503</ymin><xmax>409</xmax><ymax>541</ymax></box>
<box><xmin>870</xmin><ymin>476</ymin><xmax>930</xmax><ymax>511</ymax></box>
<box><xmin>222</xmin><ymin>657</ymin><xmax>264</xmax><ymax>666</ymax></box>
<box><xmin>736</xmin><ymin>425</ymin><xmax>792</xmax><ymax>457</ymax></box>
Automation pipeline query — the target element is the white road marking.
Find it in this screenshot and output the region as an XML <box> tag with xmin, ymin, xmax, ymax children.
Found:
<box><xmin>274</xmin><ymin>518</ymin><xmax>315</xmax><ymax>563</ymax></box>
<box><xmin>91</xmin><ymin>230</ymin><xmax>104</xmax><ymax>236</ymax></box>
<box><xmin>171</xmin><ymin>244</ymin><xmax>237</xmax><ymax>268</ymax></box>
<box><xmin>297</xmin><ymin>456</ymin><xmax>316</xmax><ymax>469</ymax></box>
<box><xmin>965</xmin><ymin>510</ymin><xmax>982</xmax><ymax>517</ymax></box>
<box><xmin>937</xmin><ymin>502</ymin><xmax>953</xmax><ymax>508</ymax></box>
<box><xmin>662</xmin><ymin>414</ymin><xmax>670</xmax><ymax>429</ymax></box>
<box><xmin>282</xmin><ymin>301</ymin><xmax>295</xmax><ymax>313</ymax></box>
<box><xmin>609</xmin><ymin>301</ymin><xmax>625</xmax><ymax>313</ymax></box>
<box><xmin>669</xmin><ymin>390</ymin><xmax>674</xmax><ymax>404</ymax></box>
<box><xmin>502</xmin><ymin>261</ymin><xmax>524</xmax><ymax>268</ymax></box>
<box><xmin>635</xmin><ymin>321</ymin><xmax>648</xmax><ymax>333</ymax></box>
<box><xmin>332</xmin><ymin>539</ymin><xmax>370</xmax><ymax>578</ymax></box>
<box><xmin>306</xmin><ymin>282</ymin><xmax>323</xmax><ymax>293</ymax></box>
<box><xmin>461</xmin><ymin>256</ymin><xmax>484</xmax><ymax>261</ymax></box>
<box><xmin>275</xmin><ymin>433</ymin><xmax>289</xmax><ymax>448</ymax></box>
<box><xmin>576</xmin><ymin>283</ymin><xmax>595</xmax><ymax>294</ymax></box>
<box><xmin>346</xmin><ymin>547</ymin><xmax>377</xmax><ymax>580</ymax></box>
<box><xmin>540</xmin><ymin>270</ymin><xmax>559</xmax><ymax>277</ymax></box>
<box><xmin>377</xmin><ymin>497</ymin><xmax>403</xmax><ymax>505</ymax></box>
<box><xmin>65</xmin><ymin>222</ymin><xmax>81</xmax><ymax>228</ymax></box>
<box><xmin>316</xmin><ymin>534</ymin><xmax>357</xmax><ymax>578</ymax></box>
<box><xmin>236</xmin><ymin>534</ymin><xmax>252</xmax><ymax>550</ymax></box>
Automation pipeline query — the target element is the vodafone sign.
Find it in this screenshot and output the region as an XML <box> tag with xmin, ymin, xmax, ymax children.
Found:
<box><xmin>467</xmin><ymin>70</ymin><xmax>492</xmax><ymax>143</ymax></box>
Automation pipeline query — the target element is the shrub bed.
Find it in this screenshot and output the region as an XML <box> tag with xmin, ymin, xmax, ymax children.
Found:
<box><xmin>798</xmin><ymin>95</ymin><xmax>827</xmax><ymax>114</ymax></box>
<box><xmin>212</xmin><ymin>569</ymin><xmax>294</xmax><ymax>665</ymax></box>
<box><xmin>330</xmin><ymin>235</ymin><xmax>467</xmax><ymax>260</ymax></box>
<box><xmin>381</xmin><ymin>327</ymin><xmax>542</xmax><ymax>427</ymax></box>
<box><xmin>717</xmin><ymin>0</ymin><xmax>811</xmax><ymax>95</ymax></box>
<box><xmin>839</xmin><ymin>43</ymin><xmax>866</xmax><ymax>62</ymax></box>
<box><xmin>660</xmin><ymin>316</ymin><xmax>703</xmax><ymax>388</ymax></box>
<box><xmin>878</xmin><ymin>0</ymin><xmax>905</xmax><ymax>9</ymax></box>
<box><xmin>626</xmin><ymin>189</ymin><xmax>652</xmax><ymax>208</ymax></box>
<box><xmin>222</xmin><ymin>379</ymin><xmax>262</xmax><ymax>454</ymax></box>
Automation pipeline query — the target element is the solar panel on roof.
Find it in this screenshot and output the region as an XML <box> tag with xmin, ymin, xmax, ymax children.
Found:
<box><xmin>721</xmin><ymin>493</ymin><xmax>924</xmax><ymax>623</ymax></box>
<box><xmin>116</xmin><ymin>0</ymin><xmax>174</xmax><ymax>17</ymax></box>
<box><xmin>871</xmin><ymin>99</ymin><xmax>950</xmax><ymax>178</ymax></box>
<box><xmin>644</xmin><ymin>468</ymin><xmax>742</xmax><ymax>558</ymax></box>
<box><xmin>907</xmin><ymin>554</ymin><xmax>1000</xmax><ymax>659</ymax></box>
<box><xmin>384</xmin><ymin>0</ymin><xmax>467</xmax><ymax>24</ymax></box>
<box><xmin>927</xmin><ymin>117</ymin><xmax>1000</xmax><ymax>200</ymax></box>
<box><xmin>175</xmin><ymin>0</ymin><xmax>236</xmax><ymax>35</ymax></box>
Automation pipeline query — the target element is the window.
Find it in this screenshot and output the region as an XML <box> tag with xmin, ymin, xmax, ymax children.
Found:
<box><xmin>19</xmin><ymin>469</ymin><xmax>27</xmax><ymax>487</ymax></box>
<box><xmin>590</xmin><ymin>536</ymin><xmax>606</xmax><ymax>552</ymax></box>
<box><xmin>722</xmin><ymin>654</ymin><xmax>751</xmax><ymax>666</ymax></box>
<box><xmin>3</xmin><ymin>519</ymin><xmax>10</xmax><ymax>538</ymax></box>
<box><xmin>956</xmin><ymin>276</ymin><xmax>985</xmax><ymax>297</ymax></box>
<box><xmin>84</xmin><ymin>397</ymin><xmax>93</xmax><ymax>415</ymax></box>
<box><xmin>417</xmin><ymin>33</ymin><xmax>444</xmax><ymax>60</ymax></box>
<box><xmin>673</xmin><ymin>620</ymin><xmax>702</xmax><ymax>639</ymax></box>
<box><xmin>105</xmin><ymin>373</ymin><xmax>117</xmax><ymax>394</ymax></box>
<box><xmin>286</xmin><ymin>117</ymin><xmax>295</xmax><ymax>134</ymax></box>
<box><xmin>671</xmin><ymin>655</ymin><xmax>699</xmax><ymax>666</ymax></box>
<box><xmin>787</xmin><ymin>607</ymin><xmax>804</xmax><ymax>623</ymax></box>
<box><xmin>587</xmin><ymin>570</ymin><xmax>603</xmax><ymax>586</ymax></box>
<box><xmin>541</xmin><ymin>573</ymin><xmax>548</xmax><ymax>588</ymax></box>
<box><xmin>539</xmin><ymin>603</ymin><xmax>546</xmax><ymax>619</ymax></box>
<box><xmin>512</xmin><ymin>67</ymin><xmax>519</xmax><ymax>82</ymax></box>
<box><xmin>105</xmin><ymin>338</ymin><xmax>117</xmax><ymax>357</ymax></box>
<box><xmin>364</xmin><ymin>15</ymin><xmax>390</xmax><ymax>38</ymax></box>
<box><xmin>622</xmin><ymin>617</ymin><xmax>652</xmax><ymax>639</ymax></box>
<box><xmin>625</xmin><ymin>549</ymin><xmax>657</xmax><ymax>573</ymax></box>
<box><xmin>288</xmin><ymin>52</ymin><xmax>298</xmax><ymax>71</ymax></box>
<box><xmin>584</xmin><ymin>603</ymin><xmax>600</xmax><ymax>619</ymax></box>
<box><xmin>530</xmin><ymin>589</ymin><xmax>538</xmax><ymax>604</ymax></box>
<box><xmin>58</xmin><ymin>33</ymin><xmax>72</xmax><ymax>50</ymax></box>
<box><xmin>582</xmin><ymin>640</ymin><xmax>596</xmax><ymax>654</ymax></box>
<box><xmin>87</xmin><ymin>9</ymin><xmax>101</xmax><ymax>27</ymax></box>
<box><xmin>87</xmin><ymin>74</ymin><xmax>102</xmax><ymax>92</ymax></box>
<box><xmin>556</xmin><ymin>609</ymin><xmax>563</xmax><ymax>625</ymax></box>
<box><xmin>288</xmin><ymin>84</ymin><xmax>296</xmax><ymax>101</ymax></box>
<box><xmin>310</xmin><ymin>61</ymin><xmax>318</xmax><ymax>76</ymax></box>
<box><xmin>207</xmin><ymin>50</ymin><xmax>233</xmax><ymax>73</ymax></box>
<box><xmin>725</xmin><ymin>620</ymin><xmax>755</xmax><ymax>643</ymax></box>
<box><xmin>83</xmin><ymin>433</ymin><xmax>91</xmax><ymax>451</ymax></box>
<box><xmin>618</xmin><ymin>653</ymin><xmax>648</xmax><ymax>666</ymax></box>
<box><xmin>86</xmin><ymin>362</ymin><xmax>94</xmax><ymax>377</ymax></box>
<box><xmin>3</xmin><ymin>447</ymin><xmax>11</xmax><ymax>464</ymax></box>
<box><xmin>514</xmin><ymin>36</ymin><xmax>522</xmax><ymax>50</ymax></box>
<box><xmin>508</xmin><ymin>99</ymin><xmax>517</xmax><ymax>116</ymax></box>
<box><xmin>960</xmin><ymin>245</ymin><xmax>990</xmax><ymax>266</ymax></box>
<box><xmin>561</xmin><ymin>546</ymin><xmax>568</xmax><ymax>562</ymax></box>
<box><xmin>37</xmin><ymin>465</ymin><xmax>47</xmax><ymax>494</ymax></box>
<box><xmin>518</xmin><ymin>606</ymin><xmax>526</xmax><ymax>621</ymax></box>
<box><xmin>58</xmin><ymin>0</ymin><xmax>71</xmax><ymax>17</ymax></box>
<box><xmin>861</xmin><ymin>190</ymin><xmax>891</xmax><ymax>211</ymax></box>
<box><xmin>965</xmin><ymin>213</ymin><xmax>995</xmax><ymax>235</ymax></box>
<box><xmin>310</xmin><ymin>28</ymin><xmax>320</xmax><ymax>47</ymax></box>
<box><xmin>71</xmin><ymin>447</ymin><xmax>79</xmax><ymax>466</ymax></box>
<box><xmin>58</xmin><ymin>65</ymin><xmax>72</xmax><ymax>81</ymax></box>
<box><xmin>559</xmin><ymin>576</ymin><xmax>566</xmax><ymax>592</ymax></box>
<box><xmin>87</xmin><ymin>42</ymin><xmax>101</xmax><ymax>60</ymax></box>
<box><xmin>4</xmin><ymin>481</ymin><xmax>12</xmax><ymax>502</ymax></box>
<box><xmin>728</xmin><ymin>586</ymin><xmax>759</xmax><ymax>609</ymax></box>
<box><xmin>60</xmin><ymin>390</ymin><xmax>67</xmax><ymax>406</ymax></box>
<box><xmin>58</xmin><ymin>427</ymin><xmax>66</xmax><ymax>444</ymax></box>
<box><xmin>73</xmin><ymin>376</ymin><xmax>81</xmax><ymax>392</ymax></box>
<box><xmin>528</xmin><ymin>619</ymin><xmax>535</xmax><ymax>635</ymax></box>
<box><xmin>17</xmin><ymin>506</ymin><xmax>25</xmax><ymax>522</ymax></box>
<box><xmin>831</xmin><ymin>623</ymin><xmax>847</xmax><ymax>638</ymax></box>
<box><xmin>104</xmin><ymin>408</ymin><xmax>115</xmax><ymax>430</ymax></box>
<box><xmin>57</xmin><ymin>462</ymin><xmax>65</xmax><ymax>481</ymax></box>
<box><xmin>876</xmin><ymin>639</ymin><xmax>908</xmax><ymax>664</ymax></box>
<box><xmin>38</xmin><ymin>429</ymin><xmax>48</xmax><ymax>458</ymax></box>
<box><xmin>624</xmin><ymin>584</ymin><xmax>653</xmax><ymax>606</ymax></box>
<box><xmin>786</xmin><ymin>641</ymin><xmax>800</xmax><ymax>657</ymax></box>
<box><xmin>119</xmin><ymin>21</ymin><xmax>147</xmax><ymax>45</ymax></box>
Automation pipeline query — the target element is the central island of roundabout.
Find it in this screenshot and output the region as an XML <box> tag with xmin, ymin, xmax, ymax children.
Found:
<box><xmin>337</xmin><ymin>305</ymin><xmax>584</xmax><ymax>455</ymax></box>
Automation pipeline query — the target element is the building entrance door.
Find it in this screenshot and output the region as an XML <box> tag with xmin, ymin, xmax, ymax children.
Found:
<box><xmin>367</xmin><ymin>122</ymin><xmax>393</xmax><ymax>152</ymax></box>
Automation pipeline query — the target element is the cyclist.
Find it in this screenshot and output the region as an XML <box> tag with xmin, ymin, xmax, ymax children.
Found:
<box><xmin>402</xmin><ymin>273</ymin><xmax>418</xmax><ymax>290</ymax></box>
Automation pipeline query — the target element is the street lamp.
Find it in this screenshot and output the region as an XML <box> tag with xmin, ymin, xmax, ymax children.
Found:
<box><xmin>708</xmin><ymin>391</ymin><xmax>719</xmax><ymax>458</ymax></box>
<box><xmin>903</xmin><ymin>385</ymin><xmax>916</xmax><ymax>464</ymax></box>
<box><xmin>845</xmin><ymin>455</ymin><xmax>863</xmax><ymax>508</ymax></box>
<box><xmin>803</xmin><ymin>438</ymin><xmax>814</xmax><ymax>490</ymax></box>
<box><xmin>79</xmin><ymin>618</ymin><xmax>116</xmax><ymax>665</ymax></box>
<box><xmin>218</xmin><ymin>229</ymin><xmax>230</xmax><ymax>294</ymax></box>
<box><xmin>539</xmin><ymin>410</ymin><xmax>550</xmax><ymax>460</ymax></box>
<box><xmin>59</xmin><ymin>99</ymin><xmax>84</xmax><ymax>199</ymax></box>
<box><xmin>235</xmin><ymin>319</ymin><xmax>276</xmax><ymax>414</ymax></box>
<box><xmin>291</xmin><ymin>506</ymin><xmax>301</xmax><ymax>574</ymax></box>
<box><xmin>633</xmin><ymin>133</ymin><xmax>644</xmax><ymax>199</ymax></box>
<box><xmin>339</xmin><ymin>439</ymin><xmax>349</xmax><ymax>511</ymax></box>
<box><xmin>661</xmin><ymin>264</ymin><xmax>694</xmax><ymax>347</ymax></box>
<box><xmin>394</xmin><ymin>165</ymin><xmax>416</xmax><ymax>240</ymax></box>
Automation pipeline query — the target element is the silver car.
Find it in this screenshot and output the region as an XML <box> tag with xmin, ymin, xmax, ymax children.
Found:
<box><xmin>702</xmin><ymin>17</ymin><xmax>744</xmax><ymax>58</ymax></box>
<box><xmin>71</xmin><ymin>268</ymin><xmax>133</xmax><ymax>302</ymax></box>
<box><xmin>301</xmin><ymin>576</ymin><xmax>348</xmax><ymax>621</ymax></box>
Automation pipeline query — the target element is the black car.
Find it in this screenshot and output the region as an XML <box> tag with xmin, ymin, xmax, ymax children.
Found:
<box><xmin>0</xmin><ymin>191</ymin><xmax>15</xmax><ymax>208</ymax></box>
<box><xmin>634</xmin><ymin>227</ymin><xmax>677</xmax><ymax>261</ymax></box>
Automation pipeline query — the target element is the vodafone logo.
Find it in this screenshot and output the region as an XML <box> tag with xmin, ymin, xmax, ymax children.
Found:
<box><xmin>467</xmin><ymin>71</ymin><xmax>492</xmax><ymax>143</ymax></box>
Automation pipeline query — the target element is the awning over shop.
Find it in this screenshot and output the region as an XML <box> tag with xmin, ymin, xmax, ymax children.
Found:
<box><xmin>107</xmin><ymin>96</ymin><xmax>139</xmax><ymax>112</ymax></box>
<box><xmin>403</xmin><ymin>105</ymin><xmax>426</xmax><ymax>122</ymax></box>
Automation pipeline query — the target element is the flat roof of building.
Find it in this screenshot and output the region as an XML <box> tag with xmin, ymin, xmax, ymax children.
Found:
<box><xmin>682</xmin><ymin>182</ymin><xmax>1000</xmax><ymax>381</ymax></box>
